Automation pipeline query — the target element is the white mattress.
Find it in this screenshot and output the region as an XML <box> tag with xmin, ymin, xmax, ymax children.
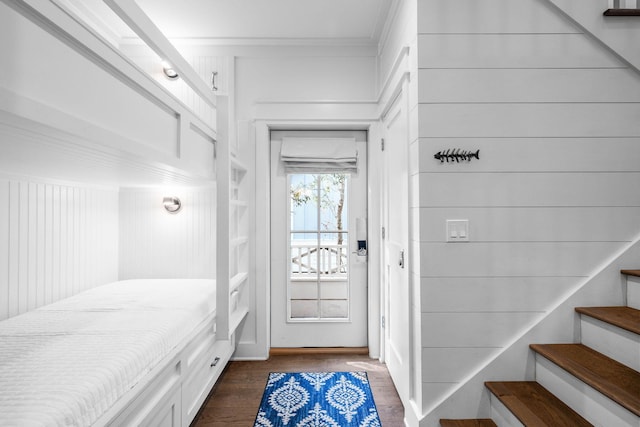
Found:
<box><xmin>0</xmin><ymin>279</ymin><xmax>216</xmax><ymax>427</ymax></box>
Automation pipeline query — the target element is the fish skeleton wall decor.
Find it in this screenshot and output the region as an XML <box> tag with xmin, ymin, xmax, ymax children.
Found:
<box><xmin>434</xmin><ymin>149</ymin><xmax>480</xmax><ymax>163</ymax></box>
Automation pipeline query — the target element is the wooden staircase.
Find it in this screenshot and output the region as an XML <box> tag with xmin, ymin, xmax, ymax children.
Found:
<box><xmin>440</xmin><ymin>270</ymin><xmax>640</xmax><ymax>426</ymax></box>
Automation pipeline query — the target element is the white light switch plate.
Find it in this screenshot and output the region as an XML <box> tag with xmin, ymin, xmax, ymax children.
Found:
<box><xmin>446</xmin><ymin>219</ymin><xmax>469</xmax><ymax>242</ymax></box>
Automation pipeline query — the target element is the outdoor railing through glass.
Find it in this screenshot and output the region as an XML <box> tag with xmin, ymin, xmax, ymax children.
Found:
<box><xmin>290</xmin><ymin>242</ymin><xmax>348</xmax><ymax>278</ymax></box>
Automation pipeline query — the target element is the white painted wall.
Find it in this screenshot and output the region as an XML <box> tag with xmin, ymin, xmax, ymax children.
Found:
<box><xmin>0</xmin><ymin>176</ymin><xmax>119</xmax><ymax>321</ymax></box>
<box><xmin>414</xmin><ymin>0</ymin><xmax>640</xmax><ymax>422</ymax></box>
<box><xmin>233</xmin><ymin>46</ymin><xmax>378</xmax><ymax>120</ymax></box>
<box><xmin>546</xmin><ymin>0</ymin><xmax>640</xmax><ymax>72</ymax></box>
<box><xmin>119</xmin><ymin>187</ymin><xmax>216</xmax><ymax>280</ymax></box>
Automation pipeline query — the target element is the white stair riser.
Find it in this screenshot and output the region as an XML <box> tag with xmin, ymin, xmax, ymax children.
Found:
<box><xmin>489</xmin><ymin>394</ymin><xmax>524</xmax><ymax>427</ymax></box>
<box><xmin>628</xmin><ymin>276</ymin><xmax>640</xmax><ymax>310</ymax></box>
<box><xmin>535</xmin><ymin>356</ymin><xmax>640</xmax><ymax>427</ymax></box>
<box><xmin>580</xmin><ymin>315</ymin><xmax>640</xmax><ymax>371</ymax></box>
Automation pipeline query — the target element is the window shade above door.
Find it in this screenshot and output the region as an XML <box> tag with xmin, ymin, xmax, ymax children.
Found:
<box><xmin>280</xmin><ymin>137</ymin><xmax>358</xmax><ymax>173</ymax></box>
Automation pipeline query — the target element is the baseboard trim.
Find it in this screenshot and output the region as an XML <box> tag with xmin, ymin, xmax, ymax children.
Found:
<box><xmin>269</xmin><ymin>347</ymin><xmax>369</xmax><ymax>356</ymax></box>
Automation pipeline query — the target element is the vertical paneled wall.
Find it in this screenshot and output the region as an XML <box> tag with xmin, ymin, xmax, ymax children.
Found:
<box><xmin>119</xmin><ymin>187</ymin><xmax>216</xmax><ymax>279</ymax></box>
<box><xmin>0</xmin><ymin>177</ymin><xmax>119</xmax><ymax>321</ymax></box>
<box><xmin>416</xmin><ymin>0</ymin><xmax>640</xmax><ymax>411</ymax></box>
<box><xmin>190</xmin><ymin>55</ymin><xmax>230</xmax><ymax>95</ymax></box>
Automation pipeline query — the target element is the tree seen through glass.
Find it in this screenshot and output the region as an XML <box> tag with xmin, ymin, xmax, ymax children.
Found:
<box><xmin>290</xmin><ymin>174</ymin><xmax>347</xmax><ymax>242</ymax></box>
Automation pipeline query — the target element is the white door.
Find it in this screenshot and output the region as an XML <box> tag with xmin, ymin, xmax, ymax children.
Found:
<box><xmin>382</xmin><ymin>93</ymin><xmax>411</xmax><ymax>402</ymax></box>
<box><xmin>270</xmin><ymin>130</ymin><xmax>368</xmax><ymax>348</ymax></box>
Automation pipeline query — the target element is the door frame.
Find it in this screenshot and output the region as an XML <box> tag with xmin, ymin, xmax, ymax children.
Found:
<box><xmin>269</xmin><ymin>132</ymin><xmax>368</xmax><ymax>347</ymax></box>
<box><xmin>255</xmin><ymin>119</ymin><xmax>382</xmax><ymax>359</ymax></box>
<box><xmin>380</xmin><ymin>85</ymin><xmax>411</xmax><ymax>404</ymax></box>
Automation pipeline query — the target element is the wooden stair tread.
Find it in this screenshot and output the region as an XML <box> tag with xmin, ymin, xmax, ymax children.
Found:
<box><xmin>440</xmin><ymin>420</ymin><xmax>497</xmax><ymax>427</ymax></box>
<box><xmin>530</xmin><ymin>343</ymin><xmax>640</xmax><ymax>416</ymax></box>
<box><xmin>604</xmin><ymin>9</ymin><xmax>640</xmax><ymax>16</ymax></box>
<box><xmin>622</xmin><ymin>269</ymin><xmax>640</xmax><ymax>278</ymax></box>
<box><xmin>575</xmin><ymin>306</ymin><xmax>640</xmax><ymax>335</ymax></box>
<box><xmin>485</xmin><ymin>381</ymin><xmax>592</xmax><ymax>426</ymax></box>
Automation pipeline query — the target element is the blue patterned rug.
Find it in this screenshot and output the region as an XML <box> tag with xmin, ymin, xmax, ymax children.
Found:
<box><xmin>254</xmin><ymin>371</ymin><xmax>382</xmax><ymax>426</ymax></box>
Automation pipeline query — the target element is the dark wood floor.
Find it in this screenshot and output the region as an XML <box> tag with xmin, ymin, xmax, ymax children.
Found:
<box><xmin>193</xmin><ymin>351</ymin><xmax>405</xmax><ymax>426</ymax></box>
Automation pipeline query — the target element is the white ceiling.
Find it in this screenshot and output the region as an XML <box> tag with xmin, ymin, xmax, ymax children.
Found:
<box><xmin>66</xmin><ymin>0</ymin><xmax>395</xmax><ymax>46</ymax></box>
<box><xmin>135</xmin><ymin>0</ymin><xmax>393</xmax><ymax>44</ymax></box>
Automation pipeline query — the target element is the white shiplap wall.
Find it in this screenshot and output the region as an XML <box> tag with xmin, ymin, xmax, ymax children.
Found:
<box><xmin>416</xmin><ymin>0</ymin><xmax>640</xmax><ymax>411</ymax></box>
<box><xmin>118</xmin><ymin>187</ymin><xmax>216</xmax><ymax>280</ymax></box>
<box><xmin>0</xmin><ymin>177</ymin><xmax>119</xmax><ymax>321</ymax></box>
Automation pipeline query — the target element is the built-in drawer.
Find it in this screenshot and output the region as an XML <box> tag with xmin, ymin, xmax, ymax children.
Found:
<box><xmin>108</xmin><ymin>357</ymin><xmax>182</xmax><ymax>427</ymax></box>
<box><xmin>182</xmin><ymin>315</ymin><xmax>217</xmax><ymax>373</ymax></box>
<box><xmin>182</xmin><ymin>340</ymin><xmax>230</xmax><ymax>425</ymax></box>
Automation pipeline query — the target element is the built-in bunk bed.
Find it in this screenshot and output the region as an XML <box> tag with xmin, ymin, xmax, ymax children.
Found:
<box><xmin>0</xmin><ymin>0</ymin><xmax>248</xmax><ymax>425</ymax></box>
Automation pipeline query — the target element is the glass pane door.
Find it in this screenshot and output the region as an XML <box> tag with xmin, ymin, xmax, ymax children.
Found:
<box><xmin>289</xmin><ymin>173</ymin><xmax>349</xmax><ymax>321</ymax></box>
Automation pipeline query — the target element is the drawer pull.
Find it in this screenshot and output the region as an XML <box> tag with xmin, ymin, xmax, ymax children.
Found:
<box><xmin>210</xmin><ymin>357</ymin><xmax>221</xmax><ymax>367</ymax></box>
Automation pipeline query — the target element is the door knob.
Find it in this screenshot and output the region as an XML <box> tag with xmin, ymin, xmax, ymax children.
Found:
<box><xmin>399</xmin><ymin>250</ymin><xmax>405</xmax><ymax>269</ymax></box>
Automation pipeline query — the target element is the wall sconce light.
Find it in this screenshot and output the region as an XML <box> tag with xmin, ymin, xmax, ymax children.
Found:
<box><xmin>162</xmin><ymin>61</ymin><xmax>179</xmax><ymax>80</ymax></box>
<box><xmin>163</xmin><ymin>196</ymin><xmax>182</xmax><ymax>213</ymax></box>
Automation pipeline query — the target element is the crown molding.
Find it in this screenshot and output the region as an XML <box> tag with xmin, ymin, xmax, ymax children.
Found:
<box><xmin>120</xmin><ymin>35</ymin><xmax>380</xmax><ymax>48</ymax></box>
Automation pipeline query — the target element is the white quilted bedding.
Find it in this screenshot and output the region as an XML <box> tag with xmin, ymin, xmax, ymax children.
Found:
<box><xmin>0</xmin><ymin>279</ymin><xmax>216</xmax><ymax>427</ymax></box>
